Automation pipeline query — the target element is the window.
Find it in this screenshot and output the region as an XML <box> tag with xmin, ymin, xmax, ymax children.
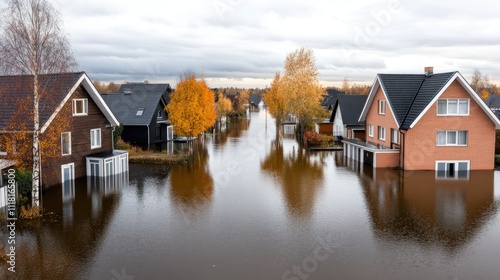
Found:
<box><xmin>436</xmin><ymin>130</ymin><xmax>467</xmax><ymax>146</ymax></box>
<box><xmin>157</xmin><ymin>110</ymin><xmax>162</xmax><ymax>119</ymax></box>
<box><xmin>155</xmin><ymin>127</ymin><xmax>162</xmax><ymax>140</ymax></box>
<box><xmin>61</xmin><ymin>132</ymin><xmax>71</xmax><ymax>155</ymax></box>
<box><xmin>0</xmin><ymin>143</ymin><xmax>6</xmax><ymax>156</ymax></box>
<box><xmin>72</xmin><ymin>99</ymin><xmax>88</xmax><ymax>116</ymax></box>
<box><xmin>391</xmin><ymin>128</ymin><xmax>399</xmax><ymax>144</ymax></box>
<box><xmin>437</xmin><ymin>99</ymin><xmax>469</xmax><ymax>115</ymax></box>
<box><xmin>167</xmin><ymin>126</ymin><xmax>174</xmax><ymax>141</ymax></box>
<box><xmin>378</xmin><ymin>100</ymin><xmax>386</xmax><ymax>115</ymax></box>
<box><xmin>90</xmin><ymin>128</ymin><xmax>101</xmax><ymax>149</ymax></box>
<box><xmin>378</xmin><ymin>126</ymin><xmax>386</xmax><ymax>141</ymax></box>
<box><xmin>368</xmin><ymin>124</ymin><xmax>374</xmax><ymax>137</ymax></box>
<box><xmin>61</xmin><ymin>163</ymin><xmax>75</xmax><ymax>201</ymax></box>
<box><xmin>436</xmin><ymin>161</ymin><xmax>469</xmax><ymax>179</ymax></box>
<box><xmin>136</xmin><ymin>108</ymin><xmax>144</xmax><ymax>116</ymax></box>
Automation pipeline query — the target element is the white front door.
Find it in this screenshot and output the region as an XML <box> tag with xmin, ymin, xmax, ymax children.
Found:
<box><xmin>61</xmin><ymin>163</ymin><xmax>75</xmax><ymax>201</ymax></box>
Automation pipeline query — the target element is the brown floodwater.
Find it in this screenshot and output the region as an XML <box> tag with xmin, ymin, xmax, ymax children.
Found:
<box><xmin>1</xmin><ymin>110</ymin><xmax>500</xmax><ymax>279</ymax></box>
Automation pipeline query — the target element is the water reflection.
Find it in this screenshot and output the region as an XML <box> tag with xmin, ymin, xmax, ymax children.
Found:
<box><xmin>261</xmin><ymin>139</ymin><xmax>324</xmax><ymax>218</ymax></box>
<box><xmin>170</xmin><ymin>141</ymin><xmax>213</xmax><ymax>221</ymax></box>
<box><xmin>350</xmin><ymin>163</ymin><xmax>497</xmax><ymax>251</ymax></box>
<box><xmin>212</xmin><ymin>118</ymin><xmax>251</xmax><ymax>147</ymax></box>
<box><xmin>2</xmin><ymin>174</ymin><xmax>128</xmax><ymax>279</ymax></box>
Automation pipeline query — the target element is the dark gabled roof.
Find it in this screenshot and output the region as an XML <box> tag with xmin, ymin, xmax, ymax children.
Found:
<box><xmin>322</xmin><ymin>88</ymin><xmax>345</xmax><ymax>107</ymax></box>
<box><xmin>0</xmin><ymin>72</ymin><xmax>85</xmax><ymax>130</ymax></box>
<box><xmin>0</xmin><ymin>72</ymin><xmax>119</xmax><ymax>131</ymax></box>
<box><xmin>102</xmin><ymin>83</ymin><xmax>171</xmax><ymax>126</ymax></box>
<box><xmin>485</xmin><ymin>95</ymin><xmax>500</xmax><ymax>108</ymax></box>
<box><xmin>329</xmin><ymin>94</ymin><xmax>368</xmax><ymax>125</ymax></box>
<box><xmin>249</xmin><ymin>93</ymin><xmax>262</xmax><ymax>105</ymax></box>
<box><xmin>374</xmin><ymin>72</ymin><xmax>456</xmax><ymax>129</ymax></box>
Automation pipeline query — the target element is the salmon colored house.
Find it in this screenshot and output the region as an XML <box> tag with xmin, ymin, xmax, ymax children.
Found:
<box><xmin>343</xmin><ymin>67</ymin><xmax>500</xmax><ymax>175</ymax></box>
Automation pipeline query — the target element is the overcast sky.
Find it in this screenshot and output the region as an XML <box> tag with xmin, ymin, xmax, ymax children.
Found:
<box><xmin>54</xmin><ymin>0</ymin><xmax>500</xmax><ymax>88</ymax></box>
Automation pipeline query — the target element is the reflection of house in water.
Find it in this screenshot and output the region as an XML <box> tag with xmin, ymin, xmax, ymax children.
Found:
<box><xmin>350</xmin><ymin>163</ymin><xmax>497</xmax><ymax>251</ymax></box>
<box><xmin>5</xmin><ymin>175</ymin><xmax>127</xmax><ymax>279</ymax></box>
<box><xmin>261</xmin><ymin>140</ymin><xmax>324</xmax><ymax>218</ymax></box>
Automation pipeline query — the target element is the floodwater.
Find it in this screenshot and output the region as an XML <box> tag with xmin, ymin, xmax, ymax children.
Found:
<box><xmin>2</xmin><ymin>110</ymin><xmax>500</xmax><ymax>279</ymax></box>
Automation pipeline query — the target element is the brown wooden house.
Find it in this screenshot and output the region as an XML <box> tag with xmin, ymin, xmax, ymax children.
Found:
<box><xmin>0</xmin><ymin>72</ymin><xmax>128</xmax><ymax>198</ymax></box>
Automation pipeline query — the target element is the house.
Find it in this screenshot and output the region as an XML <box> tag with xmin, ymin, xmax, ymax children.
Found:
<box><xmin>484</xmin><ymin>95</ymin><xmax>500</xmax><ymax>120</ymax></box>
<box><xmin>249</xmin><ymin>93</ymin><xmax>264</xmax><ymax>108</ymax></box>
<box><xmin>0</xmin><ymin>72</ymin><xmax>128</xmax><ymax>190</ymax></box>
<box><xmin>101</xmin><ymin>83</ymin><xmax>173</xmax><ymax>150</ymax></box>
<box><xmin>343</xmin><ymin>67</ymin><xmax>500</xmax><ymax>173</ymax></box>
<box><xmin>329</xmin><ymin>94</ymin><xmax>367</xmax><ymax>140</ymax></box>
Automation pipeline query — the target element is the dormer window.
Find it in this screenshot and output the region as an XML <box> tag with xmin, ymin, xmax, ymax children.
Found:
<box><xmin>157</xmin><ymin>110</ymin><xmax>162</xmax><ymax>119</ymax></box>
<box><xmin>73</xmin><ymin>99</ymin><xmax>88</xmax><ymax>116</ymax></box>
<box><xmin>136</xmin><ymin>108</ymin><xmax>144</xmax><ymax>116</ymax></box>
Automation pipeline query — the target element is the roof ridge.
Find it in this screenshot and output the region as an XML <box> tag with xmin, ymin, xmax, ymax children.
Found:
<box><xmin>400</xmin><ymin>77</ymin><xmax>426</xmax><ymax>129</ymax></box>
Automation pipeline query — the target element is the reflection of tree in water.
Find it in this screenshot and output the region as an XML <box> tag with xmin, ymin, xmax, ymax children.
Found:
<box><xmin>357</xmin><ymin>168</ymin><xmax>498</xmax><ymax>252</ymax></box>
<box><xmin>170</xmin><ymin>141</ymin><xmax>213</xmax><ymax>222</ymax></box>
<box><xmin>261</xmin><ymin>140</ymin><xmax>324</xmax><ymax>218</ymax></box>
<box><xmin>212</xmin><ymin>118</ymin><xmax>251</xmax><ymax>146</ymax></box>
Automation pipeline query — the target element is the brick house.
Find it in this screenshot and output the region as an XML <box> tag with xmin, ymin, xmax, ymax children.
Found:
<box><xmin>0</xmin><ymin>72</ymin><xmax>128</xmax><ymax>197</ymax></box>
<box><xmin>343</xmin><ymin>67</ymin><xmax>500</xmax><ymax>174</ymax></box>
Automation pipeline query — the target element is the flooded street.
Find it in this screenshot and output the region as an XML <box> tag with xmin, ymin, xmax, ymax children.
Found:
<box><xmin>3</xmin><ymin>110</ymin><xmax>500</xmax><ymax>279</ymax></box>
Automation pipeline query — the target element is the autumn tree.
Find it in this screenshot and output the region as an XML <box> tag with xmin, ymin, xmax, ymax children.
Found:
<box><xmin>0</xmin><ymin>0</ymin><xmax>76</xmax><ymax>207</ymax></box>
<box><xmin>471</xmin><ymin>69</ymin><xmax>490</xmax><ymax>94</ymax></box>
<box><xmin>282</xmin><ymin>48</ymin><xmax>327</xmax><ymax>138</ymax></box>
<box><xmin>215</xmin><ymin>92</ymin><xmax>232</xmax><ymax>122</ymax></box>
<box><xmin>263</xmin><ymin>72</ymin><xmax>286</xmax><ymax>131</ymax></box>
<box><xmin>166</xmin><ymin>74</ymin><xmax>216</xmax><ymax>137</ymax></box>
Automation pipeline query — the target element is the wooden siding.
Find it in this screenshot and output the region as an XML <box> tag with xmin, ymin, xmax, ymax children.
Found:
<box><xmin>42</xmin><ymin>85</ymin><xmax>113</xmax><ymax>187</ymax></box>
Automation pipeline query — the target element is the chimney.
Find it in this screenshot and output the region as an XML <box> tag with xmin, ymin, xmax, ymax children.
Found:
<box><xmin>424</xmin><ymin>66</ymin><xmax>434</xmax><ymax>76</ymax></box>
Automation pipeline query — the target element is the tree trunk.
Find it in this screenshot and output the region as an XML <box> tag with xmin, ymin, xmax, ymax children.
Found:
<box><xmin>32</xmin><ymin>73</ymin><xmax>41</xmax><ymax>207</ymax></box>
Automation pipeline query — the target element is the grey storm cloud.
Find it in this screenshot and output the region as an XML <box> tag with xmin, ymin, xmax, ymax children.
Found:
<box><xmin>55</xmin><ymin>0</ymin><xmax>500</xmax><ymax>88</ymax></box>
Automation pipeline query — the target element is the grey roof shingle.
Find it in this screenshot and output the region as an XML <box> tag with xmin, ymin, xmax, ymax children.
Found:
<box><xmin>0</xmin><ymin>72</ymin><xmax>84</xmax><ymax>129</ymax></box>
<box><xmin>329</xmin><ymin>94</ymin><xmax>368</xmax><ymax>125</ymax></box>
<box><xmin>378</xmin><ymin>72</ymin><xmax>456</xmax><ymax>129</ymax></box>
<box><xmin>322</xmin><ymin>88</ymin><xmax>345</xmax><ymax>107</ymax></box>
<box><xmin>101</xmin><ymin>83</ymin><xmax>171</xmax><ymax>126</ymax></box>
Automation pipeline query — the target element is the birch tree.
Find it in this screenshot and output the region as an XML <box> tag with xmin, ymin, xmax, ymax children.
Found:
<box><xmin>0</xmin><ymin>0</ymin><xmax>76</xmax><ymax>207</ymax></box>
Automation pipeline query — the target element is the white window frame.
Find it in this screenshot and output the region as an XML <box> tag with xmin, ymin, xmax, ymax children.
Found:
<box><xmin>167</xmin><ymin>126</ymin><xmax>174</xmax><ymax>141</ymax></box>
<box><xmin>368</xmin><ymin>124</ymin><xmax>374</xmax><ymax>137</ymax></box>
<box><xmin>61</xmin><ymin>163</ymin><xmax>75</xmax><ymax>201</ymax></box>
<box><xmin>90</xmin><ymin>128</ymin><xmax>102</xmax><ymax>149</ymax></box>
<box><xmin>437</xmin><ymin>99</ymin><xmax>469</xmax><ymax>116</ymax></box>
<box><xmin>378</xmin><ymin>126</ymin><xmax>386</xmax><ymax>141</ymax></box>
<box><xmin>436</xmin><ymin>160</ymin><xmax>470</xmax><ymax>179</ymax></box>
<box><xmin>72</xmin><ymin>99</ymin><xmax>88</xmax><ymax>116</ymax></box>
<box><xmin>436</xmin><ymin>130</ymin><xmax>468</xmax><ymax>146</ymax></box>
<box><xmin>378</xmin><ymin>100</ymin><xmax>386</xmax><ymax>115</ymax></box>
<box><xmin>391</xmin><ymin>128</ymin><xmax>399</xmax><ymax>144</ymax></box>
<box><xmin>157</xmin><ymin>110</ymin><xmax>162</xmax><ymax>119</ymax></box>
<box><xmin>136</xmin><ymin>108</ymin><xmax>145</xmax><ymax>116</ymax></box>
<box><xmin>61</xmin><ymin>132</ymin><xmax>71</xmax><ymax>156</ymax></box>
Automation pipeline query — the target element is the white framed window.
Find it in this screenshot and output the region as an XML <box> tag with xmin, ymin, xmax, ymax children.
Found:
<box><xmin>61</xmin><ymin>132</ymin><xmax>71</xmax><ymax>155</ymax></box>
<box><xmin>157</xmin><ymin>110</ymin><xmax>162</xmax><ymax>119</ymax></box>
<box><xmin>136</xmin><ymin>108</ymin><xmax>145</xmax><ymax>116</ymax></box>
<box><xmin>378</xmin><ymin>100</ymin><xmax>386</xmax><ymax>115</ymax></box>
<box><xmin>72</xmin><ymin>99</ymin><xmax>88</xmax><ymax>116</ymax></box>
<box><xmin>437</xmin><ymin>99</ymin><xmax>469</xmax><ymax>116</ymax></box>
<box><xmin>90</xmin><ymin>128</ymin><xmax>101</xmax><ymax>149</ymax></box>
<box><xmin>61</xmin><ymin>163</ymin><xmax>75</xmax><ymax>201</ymax></box>
<box><xmin>378</xmin><ymin>126</ymin><xmax>386</xmax><ymax>141</ymax></box>
<box><xmin>436</xmin><ymin>130</ymin><xmax>467</xmax><ymax>146</ymax></box>
<box><xmin>391</xmin><ymin>128</ymin><xmax>399</xmax><ymax>144</ymax></box>
<box><xmin>167</xmin><ymin>126</ymin><xmax>174</xmax><ymax>141</ymax></box>
<box><xmin>368</xmin><ymin>124</ymin><xmax>374</xmax><ymax>137</ymax></box>
<box><xmin>436</xmin><ymin>161</ymin><xmax>469</xmax><ymax>179</ymax></box>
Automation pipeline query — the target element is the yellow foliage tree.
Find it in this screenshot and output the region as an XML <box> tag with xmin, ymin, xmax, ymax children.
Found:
<box><xmin>282</xmin><ymin>48</ymin><xmax>327</xmax><ymax>132</ymax></box>
<box><xmin>263</xmin><ymin>72</ymin><xmax>286</xmax><ymax>131</ymax></box>
<box><xmin>480</xmin><ymin>89</ymin><xmax>490</xmax><ymax>101</ymax></box>
<box><xmin>166</xmin><ymin>75</ymin><xmax>216</xmax><ymax>137</ymax></box>
<box><xmin>215</xmin><ymin>92</ymin><xmax>232</xmax><ymax>121</ymax></box>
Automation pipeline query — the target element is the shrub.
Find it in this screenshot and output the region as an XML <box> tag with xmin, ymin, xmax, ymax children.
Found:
<box><xmin>15</xmin><ymin>168</ymin><xmax>32</xmax><ymax>206</ymax></box>
<box><xmin>20</xmin><ymin>205</ymin><xmax>41</xmax><ymax>219</ymax></box>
